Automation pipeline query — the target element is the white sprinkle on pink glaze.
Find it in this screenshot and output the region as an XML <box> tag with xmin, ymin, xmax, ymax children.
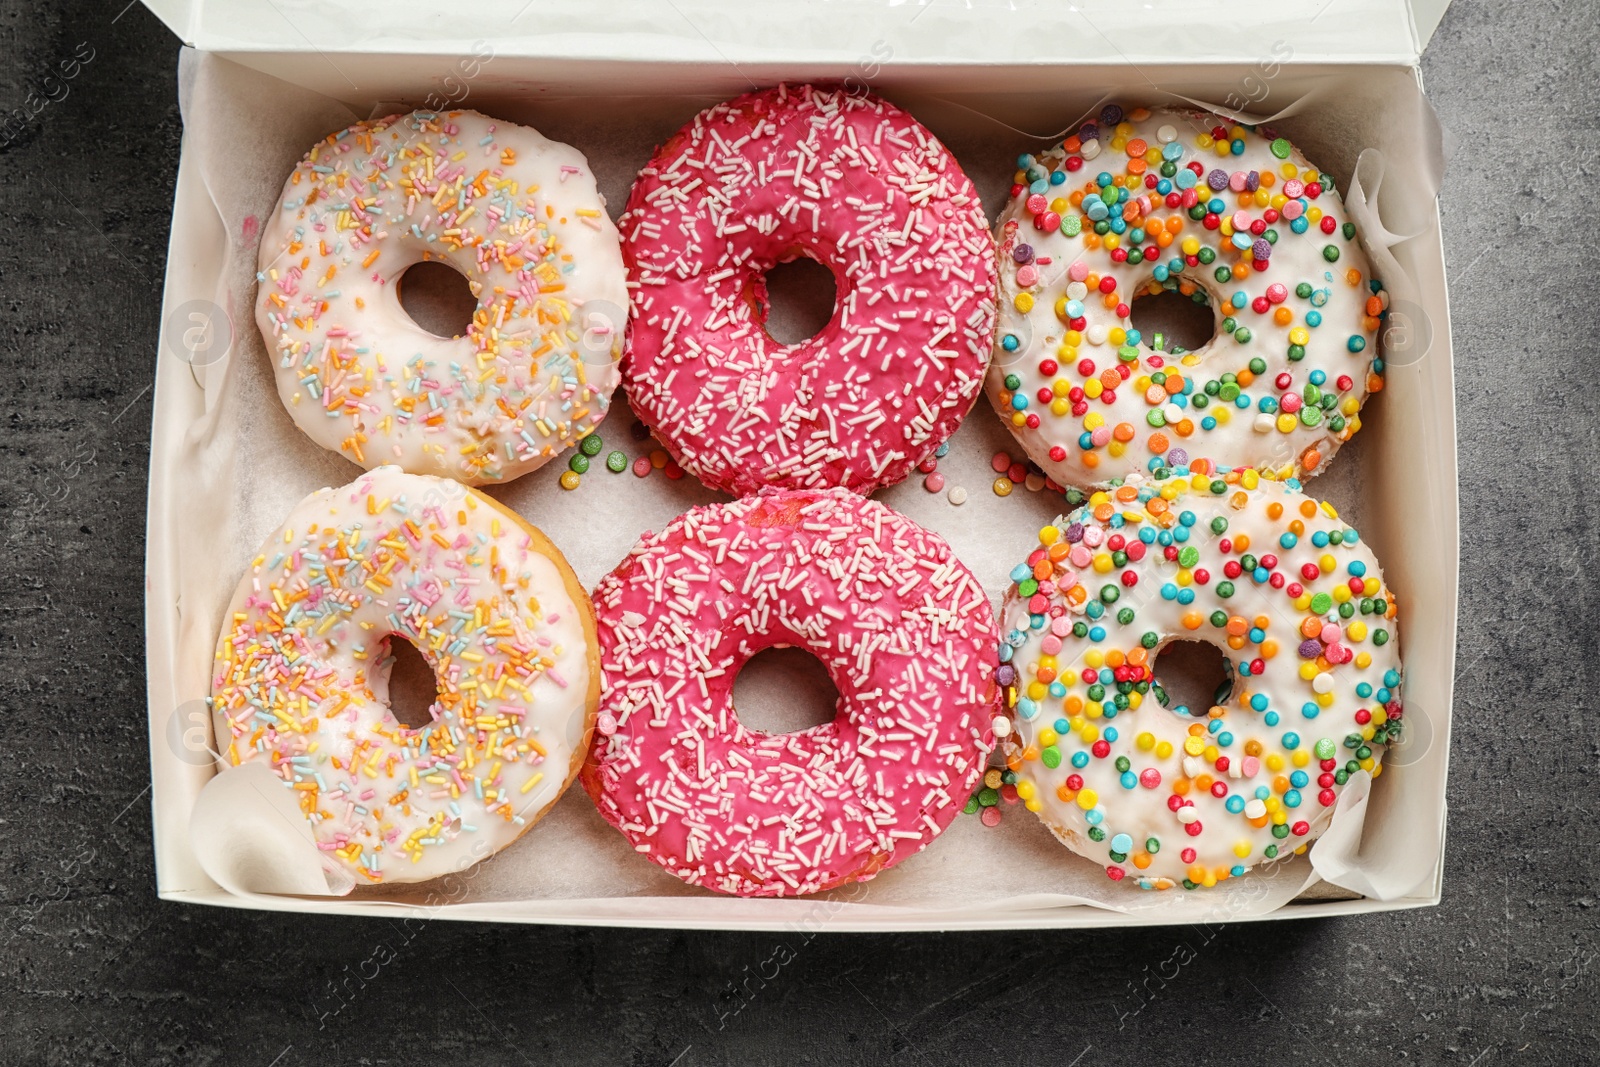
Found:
<box><xmin>582</xmin><ymin>488</ymin><xmax>999</xmax><ymax>896</ymax></box>
<box><xmin>620</xmin><ymin>84</ymin><xmax>998</xmax><ymax>497</ymax></box>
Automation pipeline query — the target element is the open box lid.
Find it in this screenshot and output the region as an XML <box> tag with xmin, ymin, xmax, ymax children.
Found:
<box><xmin>143</xmin><ymin>0</ymin><xmax>1453</xmax><ymax>86</ymax></box>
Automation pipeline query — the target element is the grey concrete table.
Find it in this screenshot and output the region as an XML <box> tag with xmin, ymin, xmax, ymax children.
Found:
<box><xmin>2</xmin><ymin>1</ymin><xmax>1596</xmax><ymax>1063</ymax></box>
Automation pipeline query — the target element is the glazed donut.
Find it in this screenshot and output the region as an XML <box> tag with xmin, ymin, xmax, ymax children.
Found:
<box><xmin>209</xmin><ymin>465</ymin><xmax>600</xmax><ymax>884</ymax></box>
<box><xmin>995</xmin><ymin>466</ymin><xmax>1402</xmax><ymax>890</ymax></box>
<box><xmin>620</xmin><ymin>84</ymin><xmax>997</xmax><ymax>497</ymax></box>
<box><xmin>988</xmin><ymin>104</ymin><xmax>1386</xmax><ymax>489</ymax></box>
<box><xmin>583</xmin><ymin>489</ymin><xmax>998</xmax><ymax>896</ymax></box>
<box><xmin>256</xmin><ymin>109</ymin><xmax>628</xmax><ymax>485</ymax></box>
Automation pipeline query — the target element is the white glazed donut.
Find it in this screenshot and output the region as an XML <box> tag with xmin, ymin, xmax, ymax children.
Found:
<box><xmin>256</xmin><ymin>109</ymin><xmax>628</xmax><ymax>485</ymax></box>
<box><xmin>988</xmin><ymin>104</ymin><xmax>1387</xmax><ymax>489</ymax></box>
<box><xmin>209</xmin><ymin>465</ymin><xmax>600</xmax><ymax>885</ymax></box>
<box><xmin>995</xmin><ymin>465</ymin><xmax>1402</xmax><ymax>890</ymax></box>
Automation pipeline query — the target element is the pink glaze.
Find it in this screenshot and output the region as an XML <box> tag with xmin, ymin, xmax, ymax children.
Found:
<box><xmin>582</xmin><ymin>488</ymin><xmax>999</xmax><ymax>897</ymax></box>
<box><xmin>619</xmin><ymin>84</ymin><xmax>998</xmax><ymax>497</ymax></box>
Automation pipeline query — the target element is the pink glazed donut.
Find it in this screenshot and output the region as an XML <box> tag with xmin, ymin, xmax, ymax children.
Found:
<box><xmin>619</xmin><ymin>84</ymin><xmax>998</xmax><ymax>497</ymax></box>
<box><xmin>582</xmin><ymin>489</ymin><xmax>999</xmax><ymax>896</ymax></box>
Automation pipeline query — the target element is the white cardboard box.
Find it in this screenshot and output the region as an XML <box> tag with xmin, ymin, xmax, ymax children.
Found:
<box><xmin>142</xmin><ymin>0</ymin><xmax>1459</xmax><ymax>929</ymax></box>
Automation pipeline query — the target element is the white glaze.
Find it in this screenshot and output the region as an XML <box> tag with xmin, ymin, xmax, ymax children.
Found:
<box><xmin>988</xmin><ymin>106</ymin><xmax>1385</xmax><ymax>490</ymax></box>
<box><xmin>256</xmin><ymin>110</ymin><xmax>628</xmax><ymax>485</ymax></box>
<box><xmin>998</xmin><ymin>469</ymin><xmax>1402</xmax><ymax>889</ymax></box>
<box><xmin>209</xmin><ymin>466</ymin><xmax>598</xmax><ymax>884</ymax></box>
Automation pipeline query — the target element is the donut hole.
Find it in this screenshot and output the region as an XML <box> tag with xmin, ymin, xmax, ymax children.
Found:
<box><xmin>732</xmin><ymin>646</ymin><xmax>839</xmax><ymax>735</ymax></box>
<box><xmin>397</xmin><ymin>260</ymin><xmax>478</xmax><ymax>339</ymax></box>
<box><xmin>752</xmin><ymin>255</ymin><xmax>838</xmax><ymax>345</ymax></box>
<box><xmin>380</xmin><ymin>637</ymin><xmax>440</xmax><ymax>731</ymax></box>
<box><xmin>1129</xmin><ymin>285</ymin><xmax>1216</xmax><ymax>355</ymax></box>
<box><xmin>1152</xmin><ymin>640</ymin><xmax>1233</xmax><ymax>717</ymax></box>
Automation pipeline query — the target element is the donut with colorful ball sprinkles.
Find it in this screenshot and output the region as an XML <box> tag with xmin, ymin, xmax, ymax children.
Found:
<box><xmin>988</xmin><ymin>105</ymin><xmax>1387</xmax><ymax>490</ymax></box>
<box><xmin>583</xmin><ymin>488</ymin><xmax>999</xmax><ymax>896</ymax></box>
<box><xmin>995</xmin><ymin>464</ymin><xmax>1402</xmax><ymax>890</ymax></box>
<box><xmin>619</xmin><ymin>84</ymin><xmax>997</xmax><ymax>497</ymax></box>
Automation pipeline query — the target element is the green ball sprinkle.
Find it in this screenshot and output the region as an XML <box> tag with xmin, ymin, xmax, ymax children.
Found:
<box><xmin>580</xmin><ymin>434</ymin><xmax>604</xmax><ymax>457</ymax></box>
<box><xmin>568</xmin><ymin>454</ymin><xmax>590</xmax><ymax>474</ymax></box>
<box><xmin>606</xmin><ymin>450</ymin><xmax>628</xmax><ymax>473</ymax></box>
